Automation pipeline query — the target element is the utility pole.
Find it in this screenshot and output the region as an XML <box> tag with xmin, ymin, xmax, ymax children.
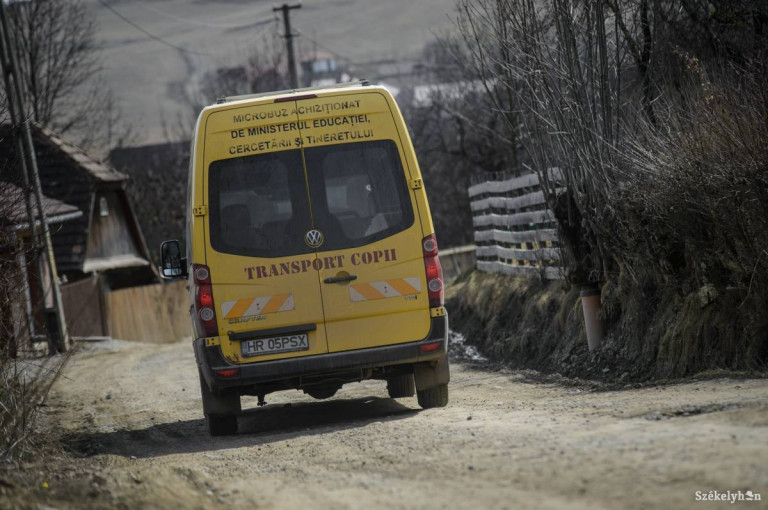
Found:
<box><xmin>0</xmin><ymin>0</ymin><xmax>69</xmax><ymax>353</ymax></box>
<box><xmin>0</xmin><ymin>13</ymin><xmax>43</xmax><ymax>349</ymax></box>
<box><xmin>273</xmin><ymin>3</ymin><xmax>302</xmax><ymax>89</ymax></box>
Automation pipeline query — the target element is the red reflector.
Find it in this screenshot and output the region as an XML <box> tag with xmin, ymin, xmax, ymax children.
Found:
<box><xmin>199</xmin><ymin>290</ymin><xmax>213</xmax><ymax>307</ymax></box>
<box><xmin>216</xmin><ymin>368</ymin><xmax>239</xmax><ymax>378</ymax></box>
<box><xmin>420</xmin><ymin>341</ymin><xmax>442</xmax><ymax>354</ymax></box>
<box><xmin>426</xmin><ymin>260</ymin><xmax>440</xmax><ymax>280</ymax></box>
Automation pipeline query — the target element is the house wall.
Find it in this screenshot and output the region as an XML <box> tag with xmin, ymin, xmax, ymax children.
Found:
<box><xmin>29</xmin><ymin>134</ymin><xmax>94</xmax><ymax>274</ymax></box>
<box><xmin>85</xmin><ymin>191</ymin><xmax>142</xmax><ymax>261</ymax></box>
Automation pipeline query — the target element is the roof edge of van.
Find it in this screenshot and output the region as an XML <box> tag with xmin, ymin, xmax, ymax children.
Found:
<box><xmin>215</xmin><ymin>80</ymin><xmax>372</xmax><ymax>105</ymax></box>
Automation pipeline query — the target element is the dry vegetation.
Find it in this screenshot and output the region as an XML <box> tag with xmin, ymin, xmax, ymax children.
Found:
<box><xmin>0</xmin><ymin>341</ymin><xmax>64</xmax><ymax>463</ymax></box>
<box><xmin>440</xmin><ymin>0</ymin><xmax>768</xmax><ymax>377</ymax></box>
<box><xmin>0</xmin><ymin>174</ymin><xmax>67</xmax><ymax>463</ymax></box>
<box><xmin>3</xmin><ymin>0</ymin><xmax>133</xmax><ymax>154</ymax></box>
<box><xmin>0</xmin><ymin>0</ymin><xmax>97</xmax><ymax>464</ymax></box>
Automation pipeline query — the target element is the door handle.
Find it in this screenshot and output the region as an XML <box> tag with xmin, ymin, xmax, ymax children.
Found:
<box><xmin>324</xmin><ymin>274</ymin><xmax>358</xmax><ymax>284</ymax></box>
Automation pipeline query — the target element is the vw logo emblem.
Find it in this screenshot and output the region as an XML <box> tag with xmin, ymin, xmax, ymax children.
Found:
<box><xmin>305</xmin><ymin>229</ymin><xmax>324</xmax><ymax>248</ymax></box>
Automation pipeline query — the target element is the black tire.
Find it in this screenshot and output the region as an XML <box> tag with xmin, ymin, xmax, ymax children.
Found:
<box><xmin>387</xmin><ymin>374</ymin><xmax>415</xmax><ymax>398</ymax></box>
<box><xmin>207</xmin><ymin>414</ymin><xmax>238</xmax><ymax>436</ymax></box>
<box><xmin>417</xmin><ymin>383</ymin><xmax>449</xmax><ymax>409</ymax></box>
<box><xmin>198</xmin><ymin>369</ymin><xmax>240</xmax><ymax>436</ymax></box>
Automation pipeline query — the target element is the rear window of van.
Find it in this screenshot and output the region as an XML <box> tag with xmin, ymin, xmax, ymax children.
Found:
<box><xmin>208</xmin><ymin>140</ymin><xmax>414</xmax><ymax>258</ymax></box>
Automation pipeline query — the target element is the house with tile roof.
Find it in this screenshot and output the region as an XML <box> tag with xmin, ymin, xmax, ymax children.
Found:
<box><xmin>0</xmin><ymin>124</ymin><xmax>158</xmax><ymax>343</ymax></box>
<box><xmin>0</xmin><ymin>124</ymin><xmax>158</xmax><ymax>290</ymax></box>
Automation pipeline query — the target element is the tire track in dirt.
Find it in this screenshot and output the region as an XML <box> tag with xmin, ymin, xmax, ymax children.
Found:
<box><xmin>5</xmin><ymin>338</ymin><xmax>768</xmax><ymax>510</ymax></box>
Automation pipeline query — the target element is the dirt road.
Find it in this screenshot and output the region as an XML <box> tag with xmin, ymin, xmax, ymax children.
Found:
<box><xmin>7</xmin><ymin>338</ymin><xmax>768</xmax><ymax>509</ymax></box>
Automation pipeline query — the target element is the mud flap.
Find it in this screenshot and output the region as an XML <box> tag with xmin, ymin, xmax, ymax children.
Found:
<box><xmin>414</xmin><ymin>357</ymin><xmax>450</xmax><ymax>391</ymax></box>
<box><xmin>198</xmin><ymin>369</ymin><xmax>241</xmax><ymax>416</ymax></box>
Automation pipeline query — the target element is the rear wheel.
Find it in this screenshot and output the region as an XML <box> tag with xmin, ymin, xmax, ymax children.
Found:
<box><xmin>387</xmin><ymin>374</ymin><xmax>415</xmax><ymax>398</ymax></box>
<box><xmin>417</xmin><ymin>383</ymin><xmax>449</xmax><ymax>409</ymax></box>
<box><xmin>198</xmin><ymin>369</ymin><xmax>240</xmax><ymax>436</ymax></box>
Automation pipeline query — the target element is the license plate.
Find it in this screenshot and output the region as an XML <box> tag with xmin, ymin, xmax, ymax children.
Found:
<box><xmin>240</xmin><ymin>333</ymin><xmax>309</xmax><ymax>357</ymax></box>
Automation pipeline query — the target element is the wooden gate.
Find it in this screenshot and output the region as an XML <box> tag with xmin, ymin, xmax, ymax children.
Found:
<box><xmin>61</xmin><ymin>274</ymin><xmax>107</xmax><ymax>338</ymax></box>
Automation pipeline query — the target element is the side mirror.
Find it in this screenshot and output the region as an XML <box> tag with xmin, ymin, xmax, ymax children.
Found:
<box><xmin>160</xmin><ymin>240</ymin><xmax>187</xmax><ymax>279</ymax></box>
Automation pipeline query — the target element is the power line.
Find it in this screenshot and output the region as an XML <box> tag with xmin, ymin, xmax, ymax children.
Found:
<box><xmin>243</xmin><ymin>20</ymin><xmax>279</xmax><ymax>47</ymax></box>
<box><xmin>134</xmin><ymin>2</ymin><xmax>275</xmax><ymax>30</ymax></box>
<box><xmin>97</xmin><ymin>0</ymin><xmax>211</xmax><ymax>56</ymax></box>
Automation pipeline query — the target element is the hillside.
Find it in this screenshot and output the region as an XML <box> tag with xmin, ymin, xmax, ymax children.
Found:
<box><xmin>84</xmin><ymin>0</ymin><xmax>457</xmax><ymax>144</ymax></box>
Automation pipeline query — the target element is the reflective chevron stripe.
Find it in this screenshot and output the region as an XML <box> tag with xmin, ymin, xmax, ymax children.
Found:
<box><xmin>349</xmin><ymin>277</ymin><xmax>421</xmax><ymax>302</ymax></box>
<box><xmin>221</xmin><ymin>293</ymin><xmax>294</xmax><ymax>319</ymax></box>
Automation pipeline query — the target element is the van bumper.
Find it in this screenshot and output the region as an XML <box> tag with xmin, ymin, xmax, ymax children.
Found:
<box><xmin>195</xmin><ymin>314</ymin><xmax>448</xmax><ymax>391</ymax></box>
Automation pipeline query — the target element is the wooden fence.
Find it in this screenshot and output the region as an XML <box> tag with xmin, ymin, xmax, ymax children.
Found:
<box><xmin>107</xmin><ymin>280</ymin><xmax>191</xmax><ymax>342</ymax></box>
<box><xmin>468</xmin><ymin>170</ymin><xmax>564</xmax><ymax>279</ymax></box>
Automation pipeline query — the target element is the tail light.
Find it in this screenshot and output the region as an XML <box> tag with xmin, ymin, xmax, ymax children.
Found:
<box><xmin>422</xmin><ymin>234</ymin><xmax>444</xmax><ymax>308</ymax></box>
<box><xmin>193</xmin><ymin>264</ymin><xmax>219</xmax><ymax>338</ymax></box>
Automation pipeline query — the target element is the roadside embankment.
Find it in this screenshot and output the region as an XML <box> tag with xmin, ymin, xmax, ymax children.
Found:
<box><xmin>446</xmin><ymin>271</ymin><xmax>768</xmax><ymax>382</ymax></box>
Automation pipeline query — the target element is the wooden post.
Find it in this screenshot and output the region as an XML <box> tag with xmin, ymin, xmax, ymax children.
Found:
<box><xmin>273</xmin><ymin>3</ymin><xmax>302</xmax><ymax>89</ymax></box>
<box><xmin>580</xmin><ymin>286</ymin><xmax>604</xmax><ymax>351</ymax></box>
<box><xmin>0</xmin><ymin>1</ymin><xmax>69</xmax><ymax>352</ymax></box>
